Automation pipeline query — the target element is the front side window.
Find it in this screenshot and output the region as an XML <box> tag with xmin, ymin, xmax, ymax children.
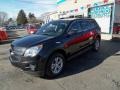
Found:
<box><xmin>68</xmin><ymin>21</ymin><xmax>82</xmax><ymax>33</ymax></box>
<box><xmin>36</xmin><ymin>21</ymin><xmax>69</xmax><ymax>36</ymax></box>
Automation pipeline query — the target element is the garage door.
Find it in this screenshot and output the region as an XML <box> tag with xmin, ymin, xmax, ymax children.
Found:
<box><xmin>89</xmin><ymin>5</ymin><xmax>113</xmax><ymax>34</ymax></box>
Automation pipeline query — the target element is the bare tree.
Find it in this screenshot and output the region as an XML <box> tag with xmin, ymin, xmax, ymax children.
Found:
<box><xmin>0</xmin><ymin>11</ymin><xmax>8</xmax><ymax>26</ymax></box>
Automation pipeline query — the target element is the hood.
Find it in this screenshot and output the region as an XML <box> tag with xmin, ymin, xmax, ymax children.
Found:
<box><xmin>12</xmin><ymin>34</ymin><xmax>53</xmax><ymax>48</ymax></box>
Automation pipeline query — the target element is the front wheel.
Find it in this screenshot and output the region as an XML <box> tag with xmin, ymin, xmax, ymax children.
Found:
<box><xmin>93</xmin><ymin>38</ymin><xmax>101</xmax><ymax>51</ymax></box>
<box><xmin>45</xmin><ymin>53</ymin><xmax>65</xmax><ymax>78</ymax></box>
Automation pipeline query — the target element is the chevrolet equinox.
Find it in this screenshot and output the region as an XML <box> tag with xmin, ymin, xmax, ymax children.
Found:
<box><xmin>9</xmin><ymin>18</ymin><xmax>101</xmax><ymax>78</ymax></box>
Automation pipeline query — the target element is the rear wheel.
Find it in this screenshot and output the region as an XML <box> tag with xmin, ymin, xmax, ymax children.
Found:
<box><xmin>93</xmin><ymin>38</ymin><xmax>100</xmax><ymax>51</ymax></box>
<box><xmin>45</xmin><ymin>53</ymin><xmax>65</xmax><ymax>78</ymax></box>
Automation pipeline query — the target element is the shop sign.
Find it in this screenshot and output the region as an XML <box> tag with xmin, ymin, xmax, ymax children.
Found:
<box><xmin>89</xmin><ymin>5</ymin><xmax>111</xmax><ymax>18</ymax></box>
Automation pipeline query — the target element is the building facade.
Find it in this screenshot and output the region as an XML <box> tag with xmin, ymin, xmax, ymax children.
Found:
<box><xmin>57</xmin><ymin>0</ymin><xmax>120</xmax><ymax>40</ymax></box>
<box><xmin>40</xmin><ymin>11</ymin><xmax>59</xmax><ymax>24</ymax></box>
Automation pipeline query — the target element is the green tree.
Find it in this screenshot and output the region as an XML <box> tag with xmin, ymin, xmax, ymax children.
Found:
<box><xmin>16</xmin><ymin>9</ymin><xmax>28</xmax><ymax>25</ymax></box>
<box><xmin>8</xmin><ymin>18</ymin><xmax>13</xmax><ymax>22</ymax></box>
<box><xmin>28</xmin><ymin>13</ymin><xmax>35</xmax><ymax>19</ymax></box>
<box><xmin>0</xmin><ymin>11</ymin><xmax>8</xmax><ymax>26</ymax></box>
<box><xmin>28</xmin><ymin>12</ymin><xmax>37</xmax><ymax>23</ymax></box>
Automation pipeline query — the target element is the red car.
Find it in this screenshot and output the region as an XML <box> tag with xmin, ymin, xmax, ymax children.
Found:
<box><xmin>27</xmin><ymin>25</ymin><xmax>37</xmax><ymax>34</ymax></box>
<box><xmin>113</xmin><ymin>23</ymin><xmax>120</xmax><ymax>34</ymax></box>
<box><xmin>0</xmin><ymin>27</ymin><xmax>8</xmax><ymax>42</ymax></box>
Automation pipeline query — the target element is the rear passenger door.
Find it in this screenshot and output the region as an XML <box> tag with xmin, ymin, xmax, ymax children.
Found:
<box><xmin>79</xmin><ymin>20</ymin><xmax>95</xmax><ymax>47</ymax></box>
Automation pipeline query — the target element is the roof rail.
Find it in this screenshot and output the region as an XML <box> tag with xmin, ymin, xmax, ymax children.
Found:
<box><xmin>60</xmin><ymin>16</ymin><xmax>92</xmax><ymax>19</ymax></box>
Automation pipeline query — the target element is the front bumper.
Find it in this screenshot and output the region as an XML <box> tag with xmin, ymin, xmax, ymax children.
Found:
<box><xmin>9</xmin><ymin>51</ymin><xmax>47</xmax><ymax>76</ymax></box>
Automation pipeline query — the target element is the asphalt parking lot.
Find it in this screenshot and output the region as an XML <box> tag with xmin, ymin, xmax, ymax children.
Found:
<box><xmin>0</xmin><ymin>40</ymin><xmax>120</xmax><ymax>90</ymax></box>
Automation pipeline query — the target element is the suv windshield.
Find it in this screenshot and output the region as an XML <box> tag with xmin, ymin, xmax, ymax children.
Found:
<box><xmin>36</xmin><ymin>20</ymin><xmax>69</xmax><ymax>36</ymax></box>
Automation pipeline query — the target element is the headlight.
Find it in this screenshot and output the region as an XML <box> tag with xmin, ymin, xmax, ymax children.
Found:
<box><xmin>24</xmin><ymin>45</ymin><xmax>43</xmax><ymax>57</ymax></box>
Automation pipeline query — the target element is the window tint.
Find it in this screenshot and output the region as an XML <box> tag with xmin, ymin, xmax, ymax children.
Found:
<box><xmin>68</xmin><ymin>21</ymin><xmax>81</xmax><ymax>32</ymax></box>
<box><xmin>36</xmin><ymin>21</ymin><xmax>69</xmax><ymax>36</ymax></box>
<box><xmin>80</xmin><ymin>20</ymin><xmax>91</xmax><ymax>30</ymax></box>
<box><xmin>89</xmin><ymin>20</ymin><xmax>97</xmax><ymax>28</ymax></box>
<box><xmin>79</xmin><ymin>20</ymin><xmax>98</xmax><ymax>30</ymax></box>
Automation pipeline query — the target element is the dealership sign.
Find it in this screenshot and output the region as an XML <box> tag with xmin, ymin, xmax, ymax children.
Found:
<box><xmin>89</xmin><ymin>5</ymin><xmax>111</xmax><ymax>18</ymax></box>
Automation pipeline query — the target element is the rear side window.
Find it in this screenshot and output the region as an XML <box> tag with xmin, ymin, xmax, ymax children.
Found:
<box><xmin>79</xmin><ymin>20</ymin><xmax>98</xmax><ymax>30</ymax></box>
<box><xmin>88</xmin><ymin>20</ymin><xmax>98</xmax><ymax>29</ymax></box>
<box><xmin>79</xmin><ymin>20</ymin><xmax>91</xmax><ymax>30</ymax></box>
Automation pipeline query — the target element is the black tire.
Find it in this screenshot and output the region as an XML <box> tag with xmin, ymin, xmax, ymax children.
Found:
<box><xmin>45</xmin><ymin>53</ymin><xmax>65</xmax><ymax>78</ymax></box>
<box><xmin>93</xmin><ymin>38</ymin><xmax>101</xmax><ymax>52</ymax></box>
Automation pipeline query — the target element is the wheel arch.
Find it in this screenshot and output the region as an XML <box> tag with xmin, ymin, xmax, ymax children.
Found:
<box><xmin>95</xmin><ymin>34</ymin><xmax>101</xmax><ymax>40</ymax></box>
<box><xmin>48</xmin><ymin>49</ymin><xmax>67</xmax><ymax>61</ymax></box>
<box><xmin>44</xmin><ymin>49</ymin><xmax>67</xmax><ymax>77</ymax></box>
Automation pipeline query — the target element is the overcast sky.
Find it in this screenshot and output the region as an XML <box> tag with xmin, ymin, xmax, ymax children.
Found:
<box><xmin>0</xmin><ymin>0</ymin><xmax>57</xmax><ymax>18</ymax></box>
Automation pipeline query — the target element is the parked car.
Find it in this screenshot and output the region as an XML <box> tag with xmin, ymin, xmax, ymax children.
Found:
<box><xmin>0</xmin><ymin>27</ymin><xmax>8</xmax><ymax>42</ymax></box>
<box><xmin>4</xmin><ymin>25</ymin><xmax>16</xmax><ymax>30</ymax></box>
<box><xmin>17</xmin><ymin>25</ymin><xmax>25</xmax><ymax>29</ymax></box>
<box><xmin>26</xmin><ymin>24</ymin><xmax>38</xmax><ymax>34</ymax></box>
<box><xmin>113</xmin><ymin>23</ymin><xmax>120</xmax><ymax>34</ymax></box>
<box><xmin>9</xmin><ymin>18</ymin><xmax>101</xmax><ymax>78</ymax></box>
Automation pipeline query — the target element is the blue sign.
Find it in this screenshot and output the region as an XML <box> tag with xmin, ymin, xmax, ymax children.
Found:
<box><xmin>89</xmin><ymin>6</ymin><xmax>111</xmax><ymax>18</ymax></box>
<box><xmin>57</xmin><ymin>0</ymin><xmax>66</xmax><ymax>5</ymax></box>
<box><xmin>80</xmin><ymin>7</ymin><xmax>84</xmax><ymax>10</ymax></box>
